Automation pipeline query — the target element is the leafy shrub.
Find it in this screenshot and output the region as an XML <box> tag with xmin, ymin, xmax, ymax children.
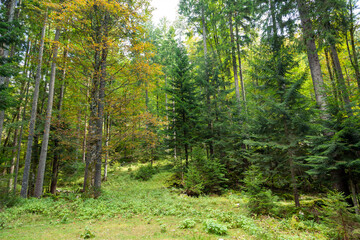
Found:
<box><xmin>320</xmin><ymin>191</ymin><xmax>358</xmax><ymax>240</ymax></box>
<box><xmin>179</xmin><ymin>219</ymin><xmax>196</xmax><ymax>229</ymax></box>
<box><xmin>80</xmin><ymin>226</ymin><xmax>95</xmax><ymax>239</ymax></box>
<box><xmin>184</xmin><ymin>149</ymin><xmax>228</xmax><ymax>195</ymax></box>
<box><xmin>203</xmin><ymin>219</ymin><xmax>228</xmax><ymax>235</ymax></box>
<box><xmin>0</xmin><ymin>191</ymin><xmax>20</xmax><ymax>208</ymax></box>
<box><xmin>243</xmin><ymin>165</ymin><xmax>277</xmax><ymax>215</ymax></box>
<box><xmin>131</xmin><ymin>164</ymin><xmax>157</xmax><ymax>181</ymax></box>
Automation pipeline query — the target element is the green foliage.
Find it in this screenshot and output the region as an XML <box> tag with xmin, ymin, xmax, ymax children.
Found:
<box><xmin>131</xmin><ymin>164</ymin><xmax>158</xmax><ymax>181</ymax></box>
<box><xmin>203</xmin><ymin>219</ymin><xmax>228</xmax><ymax>235</ymax></box>
<box><xmin>179</xmin><ymin>218</ymin><xmax>196</xmax><ymax>229</ymax></box>
<box><xmin>184</xmin><ymin>151</ymin><xmax>228</xmax><ymax>195</ymax></box>
<box><xmin>243</xmin><ymin>165</ymin><xmax>278</xmax><ymax>215</ymax></box>
<box><xmin>0</xmin><ymin>85</ymin><xmax>16</xmax><ymax>111</ymax></box>
<box><xmin>0</xmin><ymin>190</ymin><xmax>20</xmax><ymax>209</ymax></box>
<box><xmin>320</xmin><ymin>191</ymin><xmax>357</xmax><ymax>239</ymax></box>
<box><xmin>160</xmin><ymin>223</ymin><xmax>167</xmax><ymax>233</ymax></box>
<box><xmin>80</xmin><ymin>226</ymin><xmax>95</xmax><ymax>239</ymax></box>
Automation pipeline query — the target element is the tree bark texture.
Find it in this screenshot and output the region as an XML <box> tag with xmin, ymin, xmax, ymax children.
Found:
<box><xmin>20</xmin><ymin>13</ymin><xmax>47</xmax><ymax>198</ymax></box>
<box><xmin>228</xmin><ymin>10</ymin><xmax>241</xmax><ymax>106</ymax></box>
<box><xmin>296</xmin><ymin>0</ymin><xmax>328</xmax><ymax>116</ymax></box>
<box><xmin>0</xmin><ymin>0</ymin><xmax>18</xmax><ymax>146</ymax></box>
<box><xmin>330</xmin><ymin>44</ymin><xmax>353</xmax><ymax>116</ymax></box>
<box><xmin>34</xmin><ymin>28</ymin><xmax>61</xmax><ymax>198</ymax></box>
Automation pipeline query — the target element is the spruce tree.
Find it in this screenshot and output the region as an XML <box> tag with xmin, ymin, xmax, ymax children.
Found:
<box><xmin>165</xmin><ymin>43</ymin><xmax>197</xmax><ymax>168</ymax></box>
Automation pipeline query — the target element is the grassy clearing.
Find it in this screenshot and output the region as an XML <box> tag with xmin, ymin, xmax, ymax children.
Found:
<box><xmin>0</xmin><ymin>162</ymin><xmax>330</xmax><ymax>239</ymax></box>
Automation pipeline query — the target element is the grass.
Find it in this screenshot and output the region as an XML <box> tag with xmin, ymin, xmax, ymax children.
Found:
<box><xmin>0</xmin><ymin>161</ymin><xmax>330</xmax><ymax>239</ymax></box>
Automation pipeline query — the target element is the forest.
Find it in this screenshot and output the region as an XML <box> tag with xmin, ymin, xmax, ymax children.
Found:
<box><xmin>1</xmin><ymin>0</ymin><xmax>360</xmax><ymax>239</ymax></box>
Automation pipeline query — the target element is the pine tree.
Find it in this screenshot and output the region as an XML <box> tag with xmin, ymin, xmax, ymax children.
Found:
<box><xmin>165</xmin><ymin>43</ymin><xmax>197</xmax><ymax>168</ymax></box>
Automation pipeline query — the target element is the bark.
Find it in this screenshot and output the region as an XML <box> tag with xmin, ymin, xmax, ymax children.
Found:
<box><xmin>349</xmin><ymin>178</ymin><xmax>360</xmax><ymax>215</ymax></box>
<box><xmin>94</xmin><ymin>16</ymin><xmax>109</xmax><ymax>198</ymax></box>
<box><xmin>201</xmin><ymin>4</ymin><xmax>213</xmax><ymax>157</ymax></box>
<box><xmin>83</xmin><ymin>80</ymin><xmax>98</xmax><ymax>192</ymax></box>
<box><xmin>228</xmin><ymin>10</ymin><xmax>241</xmax><ymax>106</ymax></box>
<box><xmin>13</xmin><ymin>71</ymin><xmax>31</xmax><ymax>193</ymax></box>
<box><xmin>289</xmin><ymin>156</ymin><xmax>300</xmax><ymax>207</ymax></box>
<box><xmin>103</xmin><ymin>114</ymin><xmax>110</xmax><ymax>182</ymax></box>
<box><xmin>235</xmin><ymin>19</ymin><xmax>246</xmax><ymax>109</ymax></box>
<box><xmin>346</xmin><ymin>1</ymin><xmax>360</xmax><ymax>91</ymax></box>
<box><xmin>20</xmin><ymin>12</ymin><xmax>47</xmax><ymax>198</ymax></box>
<box><xmin>325</xmin><ymin>48</ymin><xmax>339</xmax><ymax>102</ymax></box>
<box><xmin>0</xmin><ymin>0</ymin><xmax>18</xmax><ymax>146</ymax></box>
<box><xmin>330</xmin><ymin>44</ymin><xmax>353</xmax><ymax>116</ymax></box>
<box><xmin>50</xmin><ymin>40</ymin><xmax>68</xmax><ymax>194</ymax></box>
<box><xmin>296</xmin><ymin>0</ymin><xmax>328</xmax><ymax>117</ymax></box>
<box><xmin>34</xmin><ymin>28</ymin><xmax>61</xmax><ymax>198</ymax></box>
<box><xmin>82</xmin><ymin>113</ymin><xmax>88</xmax><ymax>164</ymax></box>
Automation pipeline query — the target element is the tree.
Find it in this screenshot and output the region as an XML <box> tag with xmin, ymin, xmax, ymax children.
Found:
<box><xmin>165</xmin><ymin>43</ymin><xmax>197</xmax><ymax>167</ymax></box>
<box><xmin>34</xmin><ymin>28</ymin><xmax>61</xmax><ymax>198</ymax></box>
<box><xmin>20</xmin><ymin>9</ymin><xmax>47</xmax><ymax>198</ymax></box>
<box><xmin>296</xmin><ymin>0</ymin><xmax>329</xmax><ymax>118</ymax></box>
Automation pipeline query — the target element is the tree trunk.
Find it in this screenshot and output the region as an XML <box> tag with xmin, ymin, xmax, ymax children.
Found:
<box><xmin>228</xmin><ymin>10</ymin><xmax>241</xmax><ymax>106</ymax></box>
<box><xmin>8</xmin><ymin>126</ymin><xmax>18</xmax><ymax>191</ymax></box>
<box><xmin>289</xmin><ymin>156</ymin><xmax>300</xmax><ymax>207</ymax></box>
<box><xmin>13</xmin><ymin>70</ymin><xmax>31</xmax><ymax>193</ymax></box>
<box><xmin>0</xmin><ymin>0</ymin><xmax>17</xmax><ymax>146</ymax></box>
<box><xmin>20</xmin><ymin>12</ymin><xmax>48</xmax><ymax>198</ymax></box>
<box><xmin>330</xmin><ymin>44</ymin><xmax>353</xmax><ymax>116</ymax></box>
<box><xmin>296</xmin><ymin>0</ymin><xmax>328</xmax><ymax>117</ymax></box>
<box><xmin>34</xmin><ymin>28</ymin><xmax>61</xmax><ymax>198</ymax></box>
<box><xmin>49</xmin><ymin>39</ymin><xmax>68</xmax><ymax>195</ymax></box>
<box><xmin>103</xmin><ymin>114</ymin><xmax>110</xmax><ymax>182</ymax></box>
<box><xmin>347</xmin><ymin>1</ymin><xmax>360</xmax><ymax>91</ymax></box>
<box><xmin>235</xmin><ymin>19</ymin><xmax>246</xmax><ymax>110</ymax></box>
<box><xmin>201</xmin><ymin>4</ymin><xmax>213</xmax><ymax>157</ymax></box>
<box><xmin>325</xmin><ymin>48</ymin><xmax>340</xmax><ymax>103</ymax></box>
<box><xmin>349</xmin><ymin>178</ymin><xmax>359</xmax><ymax>215</ymax></box>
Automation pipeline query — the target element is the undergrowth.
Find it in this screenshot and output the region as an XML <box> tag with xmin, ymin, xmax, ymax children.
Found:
<box><xmin>0</xmin><ymin>162</ymin><xmax>339</xmax><ymax>239</ymax></box>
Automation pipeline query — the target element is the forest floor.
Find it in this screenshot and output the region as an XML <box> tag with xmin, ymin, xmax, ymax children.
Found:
<box><xmin>0</xmin><ymin>161</ymin><xmax>330</xmax><ymax>240</ymax></box>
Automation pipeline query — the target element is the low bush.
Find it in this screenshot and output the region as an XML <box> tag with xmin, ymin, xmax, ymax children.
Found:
<box><xmin>179</xmin><ymin>218</ymin><xmax>196</xmax><ymax>229</ymax></box>
<box><xmin>131</xmin><ymin>164</ymin><xmax>157</xmax><ymax>181</ymax></box>
<box><xmin>243</xmin><ymin>165</ymin><xmax>278</xmax><ymax>215</ymax></box>
<box><xmin>203</xmin><ymin>219</ymin><xmax>228</xmax><ymax>235</ymax></box>
<box><xmin>184</xmin><ymin>149</ymin><xmax>228</xmax><ymax>195</ymax></box>
<box><xmin>320</xmin><ymin>191</ymin><xmax>359</xmax><ymax>240</ymax></box>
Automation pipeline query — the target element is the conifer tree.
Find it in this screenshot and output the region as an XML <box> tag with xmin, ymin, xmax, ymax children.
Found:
<box><xmin>165</xmin><ymin>43</ymin><xmax>197</xmax><ymax>167</ymax></box>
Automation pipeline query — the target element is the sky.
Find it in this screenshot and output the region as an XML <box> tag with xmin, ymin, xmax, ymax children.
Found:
<box><xmin>151</xmin><ymin>0</ymin><xmax>180</xmax><ymax>24</ymax></box>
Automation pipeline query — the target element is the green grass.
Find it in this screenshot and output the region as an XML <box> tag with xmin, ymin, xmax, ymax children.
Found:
<box><xmin>0</xmin><ymin>161</ymin><xmax>329</xmax><ymax>239</ymax></box>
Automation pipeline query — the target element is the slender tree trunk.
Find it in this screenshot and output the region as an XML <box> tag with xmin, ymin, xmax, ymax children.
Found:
<box><xmin>34</xmin><ymin>28</ymin><xmax>61</xmax><ymax>198</ymax></box>
<box><xmin>0</xmin><ymin>0</ymin><xmax>17</xmax><ymax>146</ymax></box>
<box><xmin>235</xmin><ymin>20</ymin><xmax>246</xmax><ymax>110</ymax></box>
<box><xmin>296</xmin><ymin>0</ymin><xmax>328</xmax><ymax>117</ymax></box>
<box><xmin>325</xmin><ymin>48</ymin><xmax>339</xmax><ymax>102</ymax></box>
<box><xmin>7</xmin><ymin>77</ymin><xmax>28</xmax><ymax>187</ymax></box>
<box><xmin>201</xmin><ymin>4</ymin><xmax>213</xmax><ymax>157</ymax></box>
<box><xmin>330</xmin><ymin>44</ymin><xmax>353</xmax><ymax>116</ymax></box>
<box><xmin>228</xmin><ymin>10</ymin><xmax>241</xmax><ymax>106</ymax></box>
<box><xmin>349</xmin><ymin>178</ymin><xmax>359</xmax><ymax>215</ymax></box>
<box><xmin>94</xmin><ymin>23</ymin><xmax>108</xmax><ymax>198</ymax></box>
<box><xmin>289</xmin><ymin>156</ymin><xmax>300</xmax><ymax>207</ymax></box>
<box><xmin>50</xmin><ymin>41</ymin><xmax>68</xmax><ymax>195</ymax></box>
<box><xmin>8</xmin><ymin>126</ymin><xmax>18</xmax><ymax>191</ymax></box>
<box><xmin>103</xmin><ymin>114</ymin><xmax>110</xmax><ymax>181</ymax></box>
<box><xmin>82</xmin><ymin>114</ymin><xmax>88</xmax><ymax>164</ymax></box>
<box><xmin>347</xmin><ymin>1</ymin><xmax>360</xmax><ymax>91</ymax></box>
<box><xmin>13</xmin><ymin>70</ymin><xmax>31</xmax><ymax>193</ymax></box>
<box><xmin>20</xmin><ymin>12</ymin><xmax>48</xmax><ymax>198</ymax></box>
